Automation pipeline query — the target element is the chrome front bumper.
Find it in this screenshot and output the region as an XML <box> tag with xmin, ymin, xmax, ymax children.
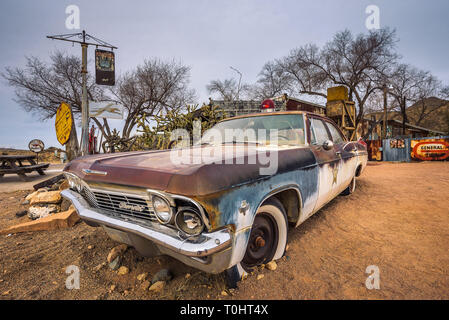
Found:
<box><xmin>61</xmin><ymin>189</ymin><xmax>233</xmax><ymax>273</ymax></box>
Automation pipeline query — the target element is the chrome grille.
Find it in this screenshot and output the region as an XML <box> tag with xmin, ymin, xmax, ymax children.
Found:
<box><xmin>80</xmin><ymin>186</ymin><xmax>158</xmax><ymax>222</ymax></box>
<box><xmin>81</xmin><ymin>186</ymin><xmax>97</xmax><ymax>207</ymax></box>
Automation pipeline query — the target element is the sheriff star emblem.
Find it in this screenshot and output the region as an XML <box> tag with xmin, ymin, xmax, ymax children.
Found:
<box><xmin>332</xmin><ymin>166</ymin><xmax>338</xmax><ymax>185</ymax></box>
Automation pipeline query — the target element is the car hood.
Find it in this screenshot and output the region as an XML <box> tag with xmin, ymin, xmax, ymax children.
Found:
<box><xmin>64</xmin><ymin>145</ymin><xmax>316</xmax><ymax>196</ymax></box>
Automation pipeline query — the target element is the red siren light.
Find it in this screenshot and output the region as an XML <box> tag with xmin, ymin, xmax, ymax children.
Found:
<box><xmin>260</xmin><ymin>99</ymin><xmax>275</xmax><ymax>112</ymax></box>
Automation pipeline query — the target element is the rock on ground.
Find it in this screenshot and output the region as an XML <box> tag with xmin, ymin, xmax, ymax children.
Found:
<box><xmin>15</xmin><ymin>210</ymin><xmax>27</xmax><ymax>217</ymax></box>
<box><xmin>117</xmin><ymin>266</ymin><xmax>129</xmax><ymax>276</ymax></box>
<box><xmin>137</xmin><ymin>273</ymin><xmax>148</xmax><ymax>281</ymax></box>
<box><xmin>151</xmin><ymin>269</ymin><xmax>173</xmax><ymax>284</ymax></box>
<box><xmin>141</xmin><ymin>280</ymin><xmax>150</xmax><ymax>291</ymax></box>
<box><xmin>0</xmin><ymin>207</ymin><xmax>79</xmax><ymax>235</ymax></box>
<box><xmin>107</xmin><ymin>244</ymin><xmax>128</xmax><ymax>263</ymax></box>
<box><xmin>108</xmin><ymin>256</ymin><xmax>121</xmax><ymax>271</ymax></box>
<box><xmin>30</xmin><ymin>191</ymin><xmax>62</xmax><ymax>205</ymax></box>
<box><xmin>27</xmin><ymin>204</ymin><xmax>60</xmax><ymax>220</ymax></box>
<box><xmin>25</xmin><ymin>191</ymin><xmax>39</xmax><ymax>202</ymax></box>
<box><xmin>266</xmin><ymin>261</ymin><xmax>277</xmax><ymax>271</ymax></box>
<box><xmin>148</xmin><ymin>281</ymin><xmax>165</xmax><ymax>292</ymax></box>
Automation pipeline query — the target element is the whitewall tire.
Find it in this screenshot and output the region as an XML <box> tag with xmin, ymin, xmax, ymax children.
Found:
<box><xmin>225</xmin><ymin>197</ymin><xmax>288</xmax><ymax>288</ymax></box>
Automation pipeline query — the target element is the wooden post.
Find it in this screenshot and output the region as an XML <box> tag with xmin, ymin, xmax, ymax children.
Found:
<box><xmin>66</xmin><ymin>105</ymin><xmax>79</xmax><ymax>161</ymax></box>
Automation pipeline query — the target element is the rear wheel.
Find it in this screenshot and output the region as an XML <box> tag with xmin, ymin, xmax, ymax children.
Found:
<box><xmin>225</xmin><ymin>197</ymin><xmax>288</xmax><ymax>288</ymax></box>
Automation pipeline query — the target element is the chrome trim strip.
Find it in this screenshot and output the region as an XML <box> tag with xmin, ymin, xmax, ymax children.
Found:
<box><xmin>82</xmin><ymin>169</ymin><xmax>108</xmax><ymax>176</ymax></box>
<box><xmin>61</xmin><ymin>189</ymin><xmax>231</xmax><ymax>257</ymax></box>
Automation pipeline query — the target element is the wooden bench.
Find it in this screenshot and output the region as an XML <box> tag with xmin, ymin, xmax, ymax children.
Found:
<box><xmin>0</xmin><ymin>155</ymin><xmax>50</xmax><ymax>181</ymax></box>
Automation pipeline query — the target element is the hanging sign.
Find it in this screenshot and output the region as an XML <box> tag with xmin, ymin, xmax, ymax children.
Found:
<box><xmin>89</xmin><ymin>101</ymin><xmax>123</xmax><ymax>119</ymax></box>
<box><xmin>55</xmin><ymin>102</ymin><xmax>73</xmax><ymax>145</ymax></box>
<box><xmin>95</xmin><ymin>49</ymin><xmax>115</xmax><ymax>86</ymax></box>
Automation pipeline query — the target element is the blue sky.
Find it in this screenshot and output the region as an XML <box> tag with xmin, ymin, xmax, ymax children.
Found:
<box><xmin>1</xmin><ymin>0</ymin><xmax>448</xmax><ymax>149</ymax></box>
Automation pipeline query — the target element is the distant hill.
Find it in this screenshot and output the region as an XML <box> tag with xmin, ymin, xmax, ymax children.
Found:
<box><xmin>406</xmin><ymin>97</ymin><xmax>449</xmax><ymax>134</ymax></box>
<box><xmin>366</xmin><ymin>97</ymin><xmax>449</xmax><ymax>134</ymax></box>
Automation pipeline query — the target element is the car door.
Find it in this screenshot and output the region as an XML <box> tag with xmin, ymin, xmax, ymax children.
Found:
<box><xmin>308</xmin><ymin>116</ymin><xmax>342</xmax><ymax>213</ymax></box>
<box><xmin>324</xmin><ymin>120</ymin><xmax>357</xmax><ymax>193</ymax></box>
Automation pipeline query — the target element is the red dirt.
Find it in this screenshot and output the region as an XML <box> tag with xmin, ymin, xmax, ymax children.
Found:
<box><xmin>0</xmin><ymin>161</ymin><xmax>448</xmax><ymax>299</ymax></box>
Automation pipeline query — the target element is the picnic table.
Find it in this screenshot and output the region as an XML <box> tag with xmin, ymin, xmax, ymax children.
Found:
<box><xmin>0</xmin><ymin>155</ymin><xmax>50</xmax><ymax>181</ymax></box>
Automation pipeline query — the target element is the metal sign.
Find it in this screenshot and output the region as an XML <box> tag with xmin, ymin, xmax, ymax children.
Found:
<box><xmin>390</xmin><ymin>139</ymin><xmax>405</xmax><ymax>149</ymax></box>
<box><xmin>89</xmin><ymin>101</ymin><xmax>123</xmax><ymax>119</ymax></box>
<box><xmin>55</xmin><ymin>102</ymin><xmax>74</xmax><ymax>145</ymax></box>
<box><xmin>95</xmin><ymin>49</ymin><xmax>115</xmax><ymax>86</ymax></box>
<box><xmin>28</xmin><ymin>139</ymin><xmax>45</xmax><ymax>153</ymax></box>
<box><xmin>411</xmin><ymin>138</ymin><xmax>449</xmax><ymax>161</ymax></box>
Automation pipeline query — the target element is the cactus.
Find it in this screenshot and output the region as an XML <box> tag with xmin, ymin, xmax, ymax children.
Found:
<box><xmin>135</xmin><ymin>104</ymin><xmax>227</xmax><ymax>150</ymax></box>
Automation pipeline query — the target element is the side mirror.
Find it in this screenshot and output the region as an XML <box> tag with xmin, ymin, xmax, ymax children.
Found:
<box><xmin>323</xmin><ymin>140</ymin><xmax>334</xmax><ymax>150</ymax></box>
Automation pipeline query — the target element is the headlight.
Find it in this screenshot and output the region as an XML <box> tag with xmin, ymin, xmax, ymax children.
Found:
<box><xmin>152</xmin><ymin>195</ymin><xmax>173</xmax><ymax>224</ymax></box>
<box><xmin>175</xmin><ymin>207</ymin><xmax>204</xmax><ymax>236</ymax></box>
<box><xmin>64</xmin><ymin>173</ymin><xmax>82</xmax><ymax>193</ymax></box>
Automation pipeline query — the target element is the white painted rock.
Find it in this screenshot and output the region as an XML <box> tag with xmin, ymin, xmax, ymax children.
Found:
<box><xmin>27</xmin><ymin>204</ymin><xmax>59</xmax><ymax>220</ymax></box>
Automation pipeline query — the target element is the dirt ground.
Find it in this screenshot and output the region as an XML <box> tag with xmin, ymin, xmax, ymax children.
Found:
<box><xmin>0</xmin><ymin>161</ymin><xmax>448</xmax><ymax>300</ymax></box>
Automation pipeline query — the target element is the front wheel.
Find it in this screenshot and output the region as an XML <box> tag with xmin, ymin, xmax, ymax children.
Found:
<box><xmin>225</xmin><ymin>197</ymin><xmax>288</xmax><ymax>288</ymax></box>
<box><xmin>341</xmin><ymin>175</ymin><xmax>356</xmax><ymax>196</ymax></box>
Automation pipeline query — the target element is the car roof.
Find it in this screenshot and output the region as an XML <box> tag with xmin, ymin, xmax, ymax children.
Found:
<box><xmin>219</xmin><ymin>110</ymin><xmax>328</xmax><ymax>122</ymax></box>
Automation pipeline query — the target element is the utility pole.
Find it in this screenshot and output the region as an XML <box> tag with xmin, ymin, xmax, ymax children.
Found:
<box><xmin>382</xmin><ymin>84</ymin><xmax>388</xmax><ymax>140</ymax></box>
<box><xmin>81</xmin><ymin>31</ymin><xmax>89</xmax><ymax>157</ymax></box>
<box><xmin>47</xmin><ymin>30</ymin><xmax>117</xmax><ymax>156</ymax></box>
<box><xmin>230</xmin><ymin>66</ymin><xmax>243</xmax><ymax>102</ymax></box>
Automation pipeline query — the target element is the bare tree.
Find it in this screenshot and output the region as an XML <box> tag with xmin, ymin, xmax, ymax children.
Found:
<box><xmin>2</xmin><ymin>52</ymin><xmax>106</xmax><ymax>158</ymax></box>
<box><xmin>412</xmin><ymin>73</ymin><xmax>444</xmax><ymax>126</ymax></box>
<box><xmin>385</xmin><ymin>64</ymin><xmax>446</xmax><ymax>134</ymax></box>
<box><xmin>3</xmin><ymin>53</ymin><xmax>196</xmax><ymax>152</ymax></box>
<box><xmin>248</xmin><ymin>61</ymin><xmax>294</xmax><ymax>100</ymax></box>
<box><xmin>105</xmin><ymin>59</ymin><xmax>196</xmax><ymax>139</ymax></box>
<box><xmin>259</xmin><ymin>28</ymin><xmax>399</xmax><ymax>124</ymax></box>
<box><xmin>207</xmin><ymin>77</ymin><xmax>250</xmax><ymax>102</ymax></box>
<box><xmin>385</xmin><ymin>64</ymin><xmax>421</xmax><ymax>134</ymax></box>
<box><xmin>2</xmin><ymin>52</ymin><xmax>106</xmax><ymax>119</ymax></box>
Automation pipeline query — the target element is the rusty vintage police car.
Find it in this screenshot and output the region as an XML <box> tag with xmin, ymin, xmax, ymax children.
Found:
<box><xmin>61</xmin><ymin>110</ymin><xmax>367</xmax><ymax>286</ymax></box>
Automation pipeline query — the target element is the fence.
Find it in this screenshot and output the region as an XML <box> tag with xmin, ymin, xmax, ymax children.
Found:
<box><xmin>367</xmin><ymin>136</ymin><xmax>449</xmax><ymax>162</ymax></box>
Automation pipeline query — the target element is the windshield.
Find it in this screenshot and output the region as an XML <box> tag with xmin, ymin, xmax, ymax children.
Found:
<box><xmin>199</xmin><ymin>114</ymin><xmax>305</xmax><ymax>146</ymax></box>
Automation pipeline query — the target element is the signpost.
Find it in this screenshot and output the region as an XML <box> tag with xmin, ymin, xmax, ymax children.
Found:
<box><xmin>55</xmin><ymin>102</ymin><xmax>74</xmax><ymax>145</ymax></box>
<box><xmin>47</xmin><ymin>30</ymin><xmax>117</xmax><ymax>156</ymax></box>
<box><xmin>28</xmin><ymin>139</ymin><xmax>45</xmax><ymax>164</ymax></box>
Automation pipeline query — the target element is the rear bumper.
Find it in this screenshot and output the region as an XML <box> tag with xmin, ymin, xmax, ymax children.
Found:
<box><xmin>61</xmin><ymin>189</ymin><xmax>233</xmax><ymax>273</ymax></box>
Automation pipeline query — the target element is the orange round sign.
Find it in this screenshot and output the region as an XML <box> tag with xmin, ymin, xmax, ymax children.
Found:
<box><xmin>55</xmin><ymin>102</ymin><xmax>73</xmax><ymax>145</ymax></box>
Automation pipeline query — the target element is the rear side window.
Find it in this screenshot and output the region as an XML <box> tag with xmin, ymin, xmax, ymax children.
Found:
<box><xmin>326</xmin><ymin>122</ymin><xmax>345</xmax><ymax>144</ymax></box>
<box><xmin>310</xmin><ymin>118</ymin><xmax>330</xmax><ymax>145</ymax></box>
